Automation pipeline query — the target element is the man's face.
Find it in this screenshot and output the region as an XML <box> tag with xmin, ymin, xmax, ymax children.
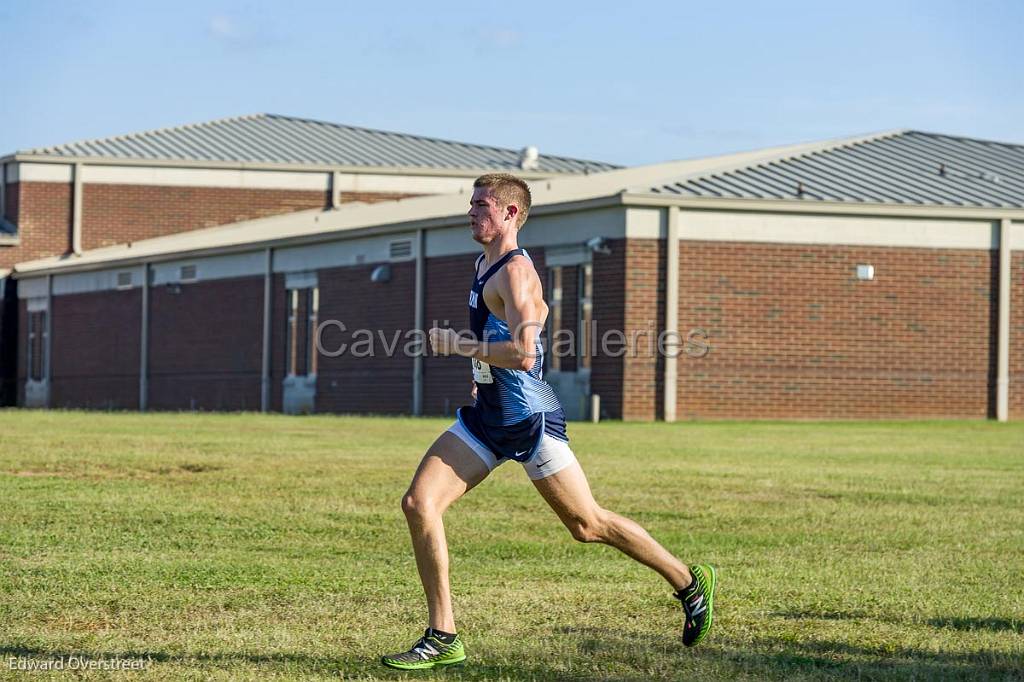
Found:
<box><xmin>468</xmin><ymin>187</ymin><xmax>515</xmax><ymax>244</ymax></box>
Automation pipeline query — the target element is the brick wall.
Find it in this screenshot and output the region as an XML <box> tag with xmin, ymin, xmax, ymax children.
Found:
<box><xmin>82</xmin><ymin>184</ymin><xmax>330</xmax><ymax>250</ymax></box>
<box><xmin>315</xmin><ymin>261</ymin><xmax>416</xmax><ymax>414</ymax></box>
<box><xmin>0</xmin><ymin>182</ymin><xmax>72</xmax><ymax>269</ymax></box>
<box><xmin>81</xmin><ymin>185</ymin><xmax>421</xmax><ymax>250</ymax></box>
<box><xmin>423</xmin><ymin>253</ymin><xmax>474</xmax><ymax>416</ymax></box>
<box><xmin>148</xmin><ymin>276</ymin><xmax>264</xmax><ymax>411</ymax></box>
<box><xmin>0</xmin><ymin>180</ymin><xmax>421</xmax><ymax>267</ymax></box>
<box><xmin>50</xmin><ymin>289</ymin><xmax>141</xmax><ymax>409</ymax></box>
<box><xmin>621</xmin><ymin>239</ymin><xmax>665</xmax><ymax>421</ymax></box>
<box><xmin>677</xmin><ymin>242</ymin><xmax>998</xmax><ymax>419</ymax></box>
<box><xmin>1011</xmin><ymin>251</ymin><xmax>1023</xmax><ymax>419</ymax></box>
<box><xmin>13</xmin><ymin>234</ymin><xmax>1019</xmax><ymax>420</ymax></box>
<box><xmin>585</xmin><ymin>238</ymin><xmax>666</xmax><ymax>421</ymax></box>
<box><xmin>340</xmin><ymin>191</ymin><xmax>419</xmax><ymax>205</ymax></box>
<box><xmin>590</xmin><ymin>240</ymin><xmax>626</xmax><ymax>419</ymax></box>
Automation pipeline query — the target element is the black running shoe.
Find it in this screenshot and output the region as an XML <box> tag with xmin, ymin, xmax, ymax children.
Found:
<box><xmin>675</xmin><ymin>564</ymin><xmax>717</xmax><ymax>647</ymax></box>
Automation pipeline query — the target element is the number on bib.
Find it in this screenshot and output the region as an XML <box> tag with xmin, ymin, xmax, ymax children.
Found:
<box><xmin>472</xmin><ymin>358</ymin><xmax>494</xmax><ymax>384</ymax></box>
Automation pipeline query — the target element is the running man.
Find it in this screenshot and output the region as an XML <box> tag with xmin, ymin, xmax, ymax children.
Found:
<box><xmin>380</xmin><ymin>173</ymin><xmax>716</xmax><ymax>670</ymax></box>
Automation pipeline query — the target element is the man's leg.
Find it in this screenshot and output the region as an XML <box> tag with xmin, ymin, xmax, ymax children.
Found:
<box><xmin>531</xmin><ymin>455</ymin><xmax>718</xmax><ymax>647</ymax></box>
<box><xmin>402</xmin><ymin>431</ymin><xmax>491</xmax><ymax>632</ymax></box>
<box><xmin>531</xmin><ymin>460</ymin><xmax>692</xmax><ymax>590</ymax></box>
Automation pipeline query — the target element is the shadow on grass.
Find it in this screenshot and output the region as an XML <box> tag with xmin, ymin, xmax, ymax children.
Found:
<box><xmin>4</xmin><ymin>628</ymin><xmax>1021</xmax><ymax>682</ymax></box>
<box><xmin>0</xmin><ymin>644</ymin><xmax>559</xmax><ymax>681</ymax></box>
<box><xmin>0</xmin><ymin>646</ymin><xmax>345</xmax><ymax>673</ymax></box>
<box><xmin>554</xmin><ymin>627</ymin><xmax>1022</xmax><ymax>681</ymax></box>
<box><xmin>775</xmin><ymin>610</ymin><xmax>1024</xmax><ymax>635</ymax></box>
<box><xmin>926</xmin><ymin>617</ymin><xmax>1024</xmax><ymax>634</ymax></box>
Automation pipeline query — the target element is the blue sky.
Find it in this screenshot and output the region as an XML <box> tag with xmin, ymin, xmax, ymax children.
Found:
<box><xmin>1</xmin><ymin>0</ymin><xmax>1021</xmax><ymax>166</ymax></box>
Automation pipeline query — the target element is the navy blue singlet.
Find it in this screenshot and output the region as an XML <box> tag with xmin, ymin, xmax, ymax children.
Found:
<box><xmin>456</xmin><ymin>248</ymin><xmax>569</xmax><ymax>462</ymax></box>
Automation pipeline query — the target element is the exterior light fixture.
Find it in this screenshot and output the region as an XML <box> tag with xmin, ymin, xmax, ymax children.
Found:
<box><xmin>371</xmin><ymin>264</ymin><xmax>392</xmax><ymax>283</ymax></box>
<box><xmin>586</xmin><ymin>237</ymin><xmax>611</xmax><ymax>255</ymax></box>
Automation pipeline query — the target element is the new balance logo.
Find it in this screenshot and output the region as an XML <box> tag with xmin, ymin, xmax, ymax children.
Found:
<box><xmin>689</xmin><ymin>594</ymin><xmax>706</xmax><ymax>617</ymax></box>
<box><xmin>413</xmin><ymin>642</ymin><xmax>439</xmax><ymax>660</ymax></box>
<box><xmin>468</xmin><ymin>291</ymin><xmax>479</xmax><ymax>308</ymax></box>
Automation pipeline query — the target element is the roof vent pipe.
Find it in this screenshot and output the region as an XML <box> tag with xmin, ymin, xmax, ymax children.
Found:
<box><xmin>518</xmin><ymin>146</ymin><xmax>539</xmax><ymax>170</ymax></box>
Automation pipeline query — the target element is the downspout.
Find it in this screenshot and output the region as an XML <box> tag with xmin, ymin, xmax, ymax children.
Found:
<box><xmin>45</xmin><ymin>274</ymin><xmax>52</xmax><ymax>408</ymax></box>
<box><xmin>72</xmin><ymin>163</ymin><xmax>83</xmax><ymax>255</ymax></box>
<box><xmin>996</xmin><ymin>218</ymin><xmax>1011</xmax><ymax>422</ymax></box>
<box><xmin>140</xmin><ymin>263</ymin><xmax>149</xmax><ymax>411</ymax></box>
<box><xmin>331</xmin><ymin>171</ymin><xmax>342</xmax><ymax>209</ymax></box>
<box><xmin>261</xmin><ymin>248</ymin><xmax>273</xmax><ymax>412</ymax></box>
<box><xmin>412</xmin><ymin>228</ymin><xmax>425</xmax><ymax>415</ymax></box>
<box><xmin>663</xmin><ymin>206</ymin><xmax>680</xmax><ymax>422</ymax></box>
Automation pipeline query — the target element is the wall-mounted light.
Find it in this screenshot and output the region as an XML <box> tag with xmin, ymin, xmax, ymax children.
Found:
<box><xmin>371</xmin><ymin>264</ymin><xmax>392</xmax><ymax>283</ymax></box>
<box><xmin>586</xmin><ymin>236</ymin><xmax>611</xmax><ymax>255</ymax></box>
<box><xmin>856</xmin><ymin>264</ymin><xmax>875</xmax><ymax>281</ymax></box>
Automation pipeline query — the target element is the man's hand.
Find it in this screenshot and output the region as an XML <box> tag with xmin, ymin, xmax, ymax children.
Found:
<box><xmin>429</xmin><ymin>327</ymin><xmax>470</xmax><ymax>356</ymax></box>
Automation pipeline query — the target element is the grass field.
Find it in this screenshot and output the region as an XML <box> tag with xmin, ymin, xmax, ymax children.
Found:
<box><xmin>1</xmin><ymin>411</ymin><xmax>1022</xmax><ymax>681</ymax></box>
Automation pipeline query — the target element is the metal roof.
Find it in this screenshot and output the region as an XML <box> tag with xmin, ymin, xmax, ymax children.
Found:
<box><xmin>15</xmin><ymin>129</ymin><xmax>1024</xmax><ymax>278</ymax></box>
<box><xmin>14</xmin><ymin>113</ymin><xmax>618</xmax><ymax>174</ymax></box>
<box><xmin>646</xmin><ymin>130</ymin><xmax>1024</xmax><ymax>209</ymax></box>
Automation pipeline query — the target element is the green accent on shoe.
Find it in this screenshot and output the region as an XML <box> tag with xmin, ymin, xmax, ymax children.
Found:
<box><xmin>676</xmin><ymin>564</ymin><xmax>717</xmax><ymax>647</ymax></box>
<box><xmin>380</xmin><ymin>629</ymin><xmax>467</xmax><ymax>670</ymax></box>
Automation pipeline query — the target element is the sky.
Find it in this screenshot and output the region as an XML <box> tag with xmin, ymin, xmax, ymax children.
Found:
<box><xmin>1</xmin><ymin>0</ymin><xmax>1022</xmax><ymax>167</ymax></box>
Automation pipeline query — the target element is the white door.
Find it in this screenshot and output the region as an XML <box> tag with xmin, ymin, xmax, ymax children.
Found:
<box><xmin>282</xmin><ymin>285</ymin><xmax>318</xmax><ymax>414</ymax></box>
<box><xmin>23</xmin><ymin>302</ymin><xmax>48</xmax><ymax>408</ymax></box>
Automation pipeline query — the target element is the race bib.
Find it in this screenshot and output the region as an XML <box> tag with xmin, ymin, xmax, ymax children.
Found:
<box><xmin>472</xmin><ymin>358</ymin><xmax>494</xmax><ymax>384</ymax></box>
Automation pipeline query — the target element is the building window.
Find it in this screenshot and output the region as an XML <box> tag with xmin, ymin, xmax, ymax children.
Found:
<box><xmin>27</xmin><ymin>310</ymin><xmax>47</xmax><ymax>381</ymax></box>
<box><xmin>546</xmin><ymin>262</ymin><xmax>592</xmax><ymax>372</ymax></box>
<box><xmin>286</xmin><ymin>287</ymin><xmax>319</xmax><ymax>377</ymax></box>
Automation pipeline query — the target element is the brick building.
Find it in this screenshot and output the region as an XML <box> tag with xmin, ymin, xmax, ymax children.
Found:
<box><xmin>8</xmin><ymin>129</ymin><xmax>1024</xmax><ymax>421</ymax></box>
<box><xmin>0</xmin><ymin>113</ymin><xmax>616</xmax><ymax>404</ymax></box>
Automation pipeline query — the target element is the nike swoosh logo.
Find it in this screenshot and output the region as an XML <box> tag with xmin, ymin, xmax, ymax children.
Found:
<box><xmin>514</xmin><ymin>450</ymin><xmax>529</xmax><ymax>458</ymax></box>
<box><xmin>534</xmin><ymin>459</ymin><xmax>551</xmax><ymax>468</ymax></box>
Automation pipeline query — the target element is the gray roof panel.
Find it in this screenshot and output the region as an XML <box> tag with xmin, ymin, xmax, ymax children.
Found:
<box><xmin>650</xmin><ymin>130</ymin><xmax>1024</xmax><ymax>209</ymax></box>
<box><xmin>16</xmin><ymin>113</ymin><xmax>618</xmax><ymax>174</ymax></box>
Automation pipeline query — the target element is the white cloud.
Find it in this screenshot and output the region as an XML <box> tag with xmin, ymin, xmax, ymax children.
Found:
<box><xmin>208</xmin><ymin>14</ymin><xmax>241</xmax><ymax>41</ymax></box>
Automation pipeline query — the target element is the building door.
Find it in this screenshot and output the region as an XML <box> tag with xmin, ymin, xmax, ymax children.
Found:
<box><xmin>282</xmin><ymin>277</ymin><xmax>318</xmax><ymax>414</ymax></box>
<box><xmin>23</xmin><ymin>298</ymin><xmax>48</xmax><ymax>408</ymax></box>
<box><xmin>545</xmin><ymin>250</ymin><xmax>592</xmax><ymax>420</ymax></box>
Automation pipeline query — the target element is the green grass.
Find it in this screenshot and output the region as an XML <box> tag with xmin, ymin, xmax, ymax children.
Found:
<box><xmin>1</xmin><ymin>410</ymin><xmax>1022</xmax><ymax>681</ymax></box>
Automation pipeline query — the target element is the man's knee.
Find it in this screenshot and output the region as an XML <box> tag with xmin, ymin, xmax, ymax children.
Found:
<box><xmin>402</xmin><ymin>491</ymin><xmax>439</xmax><ymax>520</ymax></box>
<box><xmin>567</xmin><ymin>509</ymin><xmax>608</xmax><ymax>543</ymax></box>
